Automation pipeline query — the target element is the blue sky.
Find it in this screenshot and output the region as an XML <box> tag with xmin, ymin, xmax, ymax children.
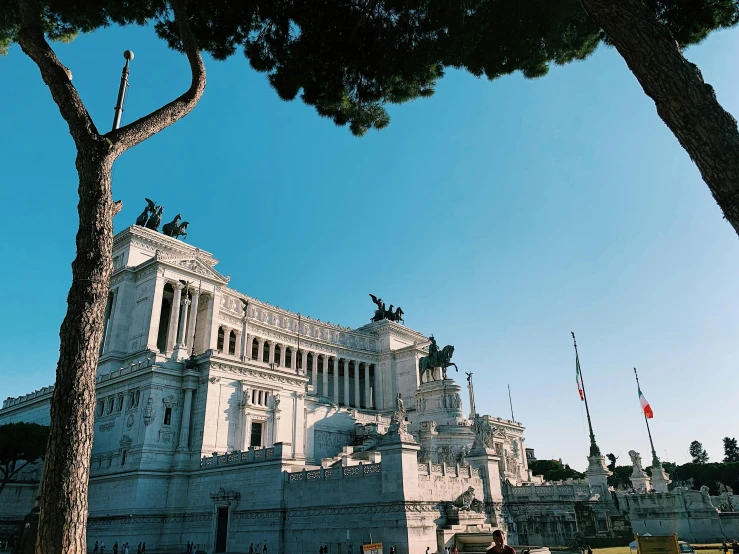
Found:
<box><xmin>1</xmin><ymin>22</ymin><xmax>737</xmax><ymax>471</ymax></box>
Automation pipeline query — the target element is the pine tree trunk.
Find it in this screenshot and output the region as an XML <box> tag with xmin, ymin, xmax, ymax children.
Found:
<box><xmin>35</xmin><ymin>148</ymin><xmax>115</xmax><ymax>554</ymax></box>
<box><xmin>580</xmin><ymin>0</ymin><xmax>739</xmax><ymax>237</ymax></box>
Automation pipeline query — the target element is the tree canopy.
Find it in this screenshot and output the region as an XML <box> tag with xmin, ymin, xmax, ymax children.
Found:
<box><xmin>529</xmin><ymin>459</ymin><xmax>584</xmax><ymax>481</ymax></box>
<box><xmin>724</xmin><ymin>437</ymin><xmax>739</xmax><ymax>463</ymax></box>
<box><xmin>0</xmin><ymin>422</ymin><xmax>49</xmax><ymax>496</ymax></box>
<box><xmin>690</xmin><ymin>440</ymin><xmax>710</xmax><ymax>464</ymax></box>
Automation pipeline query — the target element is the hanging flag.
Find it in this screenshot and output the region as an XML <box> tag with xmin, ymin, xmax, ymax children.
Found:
<box><xmin>576</xmin><ymin>354</ymin><xmax>584</xmax><ymax>401</ymax></box>
<box><xmin>639</xmin><ymin>387</ymin><xmax>653</xmax><ymax>418</ymax></box>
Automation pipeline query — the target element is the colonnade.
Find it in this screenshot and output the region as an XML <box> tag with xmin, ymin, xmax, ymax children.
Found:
<box><xmin>217</xmin><ymin>326</ymin><xmax>379</xmax><ymax>410</ymax></box>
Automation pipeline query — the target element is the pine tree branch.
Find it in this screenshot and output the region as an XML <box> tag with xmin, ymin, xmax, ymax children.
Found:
<box><xmin>15</xmin><ymin>0</ymin><xmax>100</xmax><ymax>150</ymax></box>
<box><xmin>108</xmin><ymin>0</ymin><xmax>206</xmax><ymax>153</ymax></box>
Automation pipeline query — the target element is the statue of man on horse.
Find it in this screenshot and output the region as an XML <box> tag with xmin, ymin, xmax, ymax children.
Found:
<box><xmin>418</xmin><ymin>335</ymin><xmax>458</xmax><ymax>382</ymax></box>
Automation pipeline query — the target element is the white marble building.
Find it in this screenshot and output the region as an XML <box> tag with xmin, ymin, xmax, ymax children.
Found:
<box><xmin>0</xmin><ymin>225</ymin><xmax>545</xmax><ymax>553</ymax></box>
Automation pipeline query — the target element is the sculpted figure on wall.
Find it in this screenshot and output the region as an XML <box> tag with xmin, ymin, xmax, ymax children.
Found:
<box><xmin>472</xmin><ymin>416</ymin><xmax>494</xmax><ymax>450</ymax></box>
<box><xmin>629</xmin><ymin>450</ymin><xmax>644</xmax><ymax>473</ymax></box>
<box><xmin>453</xmin><ymin>487</ymin><xmax>485</xmax><ymax>513</ymax></box>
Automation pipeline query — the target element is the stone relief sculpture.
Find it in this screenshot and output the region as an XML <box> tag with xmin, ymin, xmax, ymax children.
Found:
<box><xmin>472</xmin><ymin>416</ymin><xmax>495</xmax><ymax>450</ymax></box>
<box><xmin>143</xmin><ymin>397</ymin><xmax>156</xmax><ymax>426</ymax></box>
<box><xmin>453</xmin><ymin>487</ymin><xmax>485</xmax><ymax>513</ymax></box>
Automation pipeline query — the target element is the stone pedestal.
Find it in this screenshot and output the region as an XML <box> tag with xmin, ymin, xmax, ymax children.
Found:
<box><xmin>629</xmin><ymin>470</ymin><xmax>651</xmax><ymax>492</ymax></box>
<box><xmin>466</xmin><ymin>448</ymin><xmax>504</xmax><ymax>504</ymax></box>
<box><xmin>414</xmin><ymin>379</ymin><xmax>465</xmax><ymax>427</ymax></box>
<box><xmin>650</xmin><ymin>463</ymin><xmax>671</xmax><ymax>493</ymax></box>
<box><xmin>585</xmin><ymin>454</ymin><xmax>612</xmax><ymax>496</ymax></box>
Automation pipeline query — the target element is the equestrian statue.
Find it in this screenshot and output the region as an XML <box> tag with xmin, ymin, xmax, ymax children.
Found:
<box><xmin>419</xmin><ymin>335</ymin><xmax>458</xmax><ymax>382</ymax></box>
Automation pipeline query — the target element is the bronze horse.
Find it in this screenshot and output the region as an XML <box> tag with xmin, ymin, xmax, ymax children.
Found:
<box><xmin>419</xmin><ymin>344</ymin><xmax>458</xmax><ymax>381</ymax></box>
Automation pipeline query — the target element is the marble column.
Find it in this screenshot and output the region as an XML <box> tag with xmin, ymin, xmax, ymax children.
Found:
<box><xmin>354</xmin><ymin>361</ymin><xmax>360</xmax><ymax>408</ymax></box>
<box><xmin>280</xmin><ymin>345</ymin><xmax>287</xmax><ymax>367</ymax></box>
<box><xmin>246</xmin><ymin>335</ymin><xmax>254</xmax><ymax>359</ymax></box>
<box><xmin>234</xmin><ymin>331</ymin><xmax>242</xmax><ymax>358</ymax></box>
<box><xmin>343</xmin><ymin>359</ymin><xmax>350</xmax><ymax>406</ymax></box>
<box><xmin>146</xmin><ymin>276</ymin><xmax>167</xmax><ymax>351</ymax></box>
<box><xmin>269</xmin><ymin>342</ymin><xmax>276</xmax><ymax>365</ymax></box>
<box><xmin>166</xmin><ymin>283</ymin><xmax>184</xmax><ymax>353</ymax></box>
<box><xmin>333</xmin><ymin>358</ymin><xmax>339</xmax><ymax>404</ymax></box>
<box><xmin>364</xmin><ymin>362</ymin><xmax>371</xmax><ymax>409</ymax></box>
<box><xmin>311</xmin><ymin>354</ymin><xmax>318</xmax><ymax>389</ymax></box>
<box><xmin>186</xmin><ymin>290</ymin><xmax>200</xmax><ymax>355</ymax></box>
<box><xmin>177</xmin><ymin>387</ymin><xmax>195</xmax><ymax>450</ymax></box>
<box><xmin>257</xmin><ymin>338</ymin><xmax>264</xmax><ymax>362</ymax></box>
<box><xmin>240</xmin><ymin>315</ymin><xmax>248</xmax><ymax>361</ymax></box>
<box><xmin>322</xmin><ymin>356</ymin><xmax>329</xmax><ymax>398</ymax></box>
<box><xmin>301</xmin><ymin>350</ymin><xmax>308</xmax><ymax>375</ymax></box>
<box><xmin>172</xmin><ymin>294</ymin><xmax>190</xmax><ymax>360</ymax></box>
<box><xmin>102</xmin><ymin>289</ymin><xmax>118</xmax><ymax>353</ymax></box>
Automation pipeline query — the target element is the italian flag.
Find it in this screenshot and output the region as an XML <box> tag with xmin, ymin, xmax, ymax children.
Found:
<box><xmin>575</xmin><ymin>354</ymin><xmax>584</xmax><ymax>401</ymax></box>
<box><xmin>639</xmin><ymin>387</ymin><xmax>653</xmax><ymax>419</ymax></box>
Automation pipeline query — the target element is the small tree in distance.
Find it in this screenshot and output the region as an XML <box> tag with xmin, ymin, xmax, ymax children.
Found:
<box><xmin>0</xmin><ymin>423</ymin><xmax>49</xmax><ymax>496</ymax></box>
<box><xmin>689</xmin><ymin>440</ymin><xmax>709</xmax><ymax>464</ymax></box>
<box><xmin>724</xmin><ymin>437</ymin><xmax>739</xmax><ymax>463</ymax></box>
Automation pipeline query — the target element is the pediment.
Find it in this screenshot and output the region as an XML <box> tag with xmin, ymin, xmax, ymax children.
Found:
<box><xmin>156</xmin><ymin>253</ymin><xmax>228</xmax><ymax>283</ymax></box>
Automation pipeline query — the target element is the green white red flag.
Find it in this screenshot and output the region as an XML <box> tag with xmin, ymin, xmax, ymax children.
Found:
<box><xmin>638</xmin><ymin>387</ymin><xmax>653</xmax><ymax>419</ymax></box>
<box><xmin>576</xmin><ymin>354</ymin><xmax>584</xmax><ymax>401</ymax></box>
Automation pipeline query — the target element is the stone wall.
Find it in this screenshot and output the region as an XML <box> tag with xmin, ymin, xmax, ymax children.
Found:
<box><xmin>619</xmin><ymin>488</ymin><xmax>739</xmax><ymax>542</ymax></box>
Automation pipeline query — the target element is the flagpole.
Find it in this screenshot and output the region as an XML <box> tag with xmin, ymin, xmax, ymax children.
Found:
<box><xmin>634</xmin><ymin>367</ymin><xmax>660</xmax><ymax>466</ymax></box>
<box><xmin>508</xmin><ymin>384</ymin><xmax>515</xmax><ymax>422</ymax></box>
<box><xmin>572</xmin><ymin>332</ymin><xmax>600</xmax><ymax>456</ymax></box>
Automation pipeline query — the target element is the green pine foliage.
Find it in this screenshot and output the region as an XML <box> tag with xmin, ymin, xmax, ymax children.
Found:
<box><xmin>529</xmin><ymin>459</ymin><xmax>585</xmax><ymax>481</ymax></box>
<box><xmin>3</xmin><ymin>0</ymin><xmax>739</xmax><ymax>134</ymax></box>
<box><xmin>724</xmin><ymin>437</ymin><xmax>739</xmax><ymax>463</ymax></box>
<box><xmin>0</xmin><ymin>422</ymin><xmax>50</xmax><ymax>495</ymax></box>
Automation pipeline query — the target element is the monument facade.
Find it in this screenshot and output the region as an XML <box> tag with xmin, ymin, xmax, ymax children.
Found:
<box><xmin>1</xmin><ymin>225</ymin><xmax>541</xmax><ymax>553</ymax></box>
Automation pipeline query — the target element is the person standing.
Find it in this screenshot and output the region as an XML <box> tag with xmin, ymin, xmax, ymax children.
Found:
<box><xmin>426</xmin><ymin>547</ymin><xmax>430</xmax><ymax>554</ymax></box>
<box><xmin>455</xmin><ymin>547</ymin><xmax>459</xmax><ymax>554</ymax></box>
<box><xmin>263</xmin><ymin>542</ymin><xmax>268</xmax><ymax>554</ymax></box>
<box><xmin>123</xmin><ymin>543</ymin><xmax>129</xmax><ymax>554</ymax></box>
<box><xmin>137</xmin><ymin>543</ymin><xmax>142</xmax><ymax>554</ymax></box>
<box><xmin>101</xmin><ymin>541</ymin><xmax>106</xmax><ymax>554</ymax></box>
<box><xmin>141</xmin><ymin>542</ymin><xmax>146</xmax><ymax>554</ymax></box>
<box><xmin>113</xmin><ymin>542</ymin><xmax>119</xmax><ymax>554</ymax></box>
<box><xmin>94</xmin><ymin>542</ymin><xmax>100</xmax><ymax>554</ymax></box>
<box><xmin>249</xmin><ymin>544</ymin><xmax>254</xmax><ymax>554</ymax></box>
<box><xmin>486</xmin><ymin>531</ymin><xmax>515</xmax><ymax>554</ymax></box>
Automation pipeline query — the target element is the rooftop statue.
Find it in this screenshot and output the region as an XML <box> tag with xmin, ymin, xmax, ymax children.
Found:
<box><xmin>629</xmin><ymin>450</ymin><xmax>645</xmax><ymax>474</ymax></box>
<box><xmin>134</xmin><ymin>198</ymin><xmax>190</xmax><ymax>238</ymax></box>
<box><xmin>369</xmin><ymin>294</ymin><xmax>404</xmax><ymax>324</ymax></box>
<box><xmin>419</xmin><ymin>335</ymin><xmax>457</xmax><ymax>381</ymax></box>
<box><xmin>162</xmin><ymin>214</ymin><xmax>189</xmax><ymax>240</ymax></box>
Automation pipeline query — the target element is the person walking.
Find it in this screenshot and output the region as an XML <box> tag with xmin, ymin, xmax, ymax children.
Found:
<box><xmin>123</xmin><ymin>543</ymin><xmax>129</xmax><ymax>554</ymax></box>
<box><xmin>94</xmin><ymin>541</ymin><xmax>99</xmax><ymax>554</ymax></box>
<box><xmin>113</xmin><ymin>542</ymin><xmax>119</xmax><ymax>554</ymax></box>
<box><xmin>137</xmin><ymin>543</ymin><xmax>142</xmax><ymax>554</ymax></box>
<box><xmin>426</xmin><ymin>547</ymin><xmax>430</xmax><ymax>554</ymax></box>
<box><xmin>249</xmin><ymin>543</ymin><xmax>254</xmax><ymax>554</ymax></box>
<box><xmin>454</xmin><ymin>547</ymin><xmax>459</xmax><ymax>554</ymax></box>
<box><xmin>486</xmin><ymin>531</ymin><xmax>515</xmax><ymax>554</ymax></box>
<box><xmin>263</xmin><ymin>541</ymin><xmax>268</xmax><ymax>554</ymax></box>
<box><xmin>141</xmin><ymin>542</ymin><xmax>146</xmax><ymax>554</ymax></box>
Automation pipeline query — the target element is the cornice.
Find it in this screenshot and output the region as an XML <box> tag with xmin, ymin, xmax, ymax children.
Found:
<box><xmin>208</xmin><ymin>359</ymin><xmax>308</xmax><ymax>386</ymax></box>
<box><xmin>114</xmin><ymin>225</ymin><xmax>219</xmax><ymax>268</ymax></box>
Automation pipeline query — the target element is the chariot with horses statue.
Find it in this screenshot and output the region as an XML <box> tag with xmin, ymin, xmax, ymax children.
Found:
<box><xmin>369</xmin><ymin>294</ymin><xmax>405</xmax><ymax>324</ymax></box>
<box><xmin>134</xmin><ymin>198</ymin><xmax>189</xmax><ymax>239</ymax></box>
